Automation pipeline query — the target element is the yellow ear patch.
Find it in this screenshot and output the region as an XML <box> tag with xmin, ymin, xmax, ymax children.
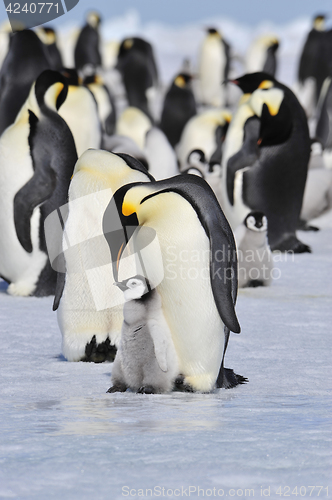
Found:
<box><xmin>122</xmin><ymin>202</ymin><xmax>137</xmax><ymax>216</ymax></box>
<box><xmin>175</xmin><ymin>76</ymin><xmax>185</xmax><ymax>88</ymax></box>
<box><xmin>124</xmin><ymin>39</ymin><xmax>134</xmax><ymax>50</ymax></box>
<box><xmin>258</xmin><ymin>80</ymin><xmax>273</xmax><ymax>90</ymax></box>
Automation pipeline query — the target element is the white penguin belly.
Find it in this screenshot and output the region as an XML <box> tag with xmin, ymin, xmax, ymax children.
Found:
<box><xmin>0</xmin><ymin>122</ymin><xmax>47</xmax><ymax>295</ymax></box>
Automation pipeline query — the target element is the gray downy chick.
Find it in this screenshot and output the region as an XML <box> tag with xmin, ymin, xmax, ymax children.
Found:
<box><xmin>107</xmin><ymin>276</ymin><xmax>179</xmax><ymax>394</ymax></box>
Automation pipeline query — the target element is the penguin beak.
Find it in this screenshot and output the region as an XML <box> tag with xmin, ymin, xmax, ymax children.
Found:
<box><xmin>102</xmin><ymin>184</ymin><xmax>139</xmax><ymax>282</ymax></box>
<box><xmin>114</xmin><ymin>282</ymin><xmax>128</xmax><ymax>291</ymax></box>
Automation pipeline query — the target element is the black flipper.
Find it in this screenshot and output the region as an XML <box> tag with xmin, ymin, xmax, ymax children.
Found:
<box><xmin>53</xmin><ymin>271</ymin><xmax>66</xmax><ymax>311</ymax></box>
<box><xmin>14</xmin><ymin>110</ymin><xmax>57</xmax><ymax>253</ymax></box>
<box><xmin>216</xmin><ymin>326</ymin><xmax>248</xmax><ymax>389</ymax></box>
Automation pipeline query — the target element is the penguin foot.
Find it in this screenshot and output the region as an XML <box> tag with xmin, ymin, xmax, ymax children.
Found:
<box><xmin>298</xmin><ymin>219</ymin><xmax>320</xmax><ymax>232</ymax></box>
<box><xmin>218</xmin><ymin>368</ymin><xmax>248</xmax><ymax>389</ymax></box>
<box><xmin>173</xmin><ymin>375</ymin><xmax>195</xmax><ymax>393</ymax></box>
<box><xmin>83</xmin><ymin>335</ymin><xmax>117</xmax><ymax>363</ymax></box>
<box><xmin>246</xmin><ymin>279</ymin><xmax>264</xmax><ymax>288</ymax></box>
<box><xmin>137</xmin><ymin>386</ymin><xmax>156</xmax><ymax>394</ymax></box>
<box><xmin>271</xmin><ymin>235</ymin><xmax>311</xmax><ymax>254</ymax></box>
<box><xmin>107</xmin><ymin>384</ymin><xmax>127</xmax><ymax>393</ymax></box>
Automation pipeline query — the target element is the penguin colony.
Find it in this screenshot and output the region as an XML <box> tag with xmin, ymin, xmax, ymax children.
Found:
<box><xmin>0</xmin><ymin>11</ymin><xmax>330</xmax><ymax>394</ymax></box>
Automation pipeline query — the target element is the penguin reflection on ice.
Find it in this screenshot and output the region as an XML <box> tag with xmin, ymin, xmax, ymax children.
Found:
<box><xmin>107</xmin><ymin>276</ymin><xmax>179</xmax><ymax>394</ymax></box>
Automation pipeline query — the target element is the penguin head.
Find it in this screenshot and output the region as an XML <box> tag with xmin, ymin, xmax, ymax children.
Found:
<box><xmin>244</xmin><ymin>212</ymin><xmax>268</xmax><ymax>232</ymax></box>
<box><xmin>313</xmin><ymin>14</ymin><xmax>326</xmax><ymax>31</ymax></box>
<box><xmin>37</xmin><ymin>26</ymin><xmax>56</xmax><ymax>45</ymax></box>
<box><xmin>86</xmin><ymin>11</ymin><xmax>101</xmax><ymax>29</ymax></box>
<box><xmin>62</xmin><ymin>68</ymin><xmax>81</xmax><ymax>86</ymax></box>
<box><xmin>230</xmin><ymin>72</ymin><xmax>275</xmax><ymax>94</ymax></box>
<box><xmin>114</xmin><ymin>275</ymin><xmax>151</xmax><ymax>301</ymax></box>
<box><xmin>206</xmin><ymin>27</ymin><xmax>221</xmax><ymax>38</ymax></box>
<box><xmin>174</xmin><ymin>73</ymin><xmax>193</xmax><ymax>89</ymax></box>
<box><xmin>35</xmin><ymin>69</ymin><xmax>68</xmax><ymax>111</ymax></box>
<box><xmin>83</xmin><ymin>73</ymin><xmax>103</xmax><ymax>86</ymax></box>
<box><xmin>187</xmin><ymin>149</ymin><xmax>207</xmax><ymax>170</ymax></box>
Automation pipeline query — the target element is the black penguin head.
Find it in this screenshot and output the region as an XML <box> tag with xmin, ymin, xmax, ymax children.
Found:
<box><xmin>206</xmin><ymin>27</ymin><xmax>221</xmax><ymax>36</ymax></box>
<box><xmin>83</xmin><ymin>73</ymin><xmax>103</xmax><ymax>85</ymax></box>
<box><xmin>313</xmin><ymin>14</ymin><xmax>326</xmax><ymax>31</ymax></box>
<box><xmin>86</xmin><ymin>11</ymin><xmax>101</xmax><ymax>29</ymax></box>
<box><xmin>62</xmin><ymin>68</ymin><xmax>81</xmax><ymax>86</ymax></box>
<box><xmin>114</xmin><ymin>275</ymin><xmax>152</xmax><ymax>301</ymax></box>
<box><xmin>230</xmin><ymin>72</ymin><xmax>275</xmax><ymax>94</ymax></box>
<box><xmin>244</xmin><ymin>212</ymin><xmax>268</xmax><ymax>232</ymax></box>
<box><xmin>37</xmin><ymin>26</ymin><xmax>57</xmax><ymax>45</ymax></box>
<box><xmin>35</xmin><ymin>69</ymin><xmax>68</xmax><ymax>111</ymax></box>
<box><xmin>174</xmin><ymin>73</ymin><xmax>192</xmax><ymax>89</ymax></box>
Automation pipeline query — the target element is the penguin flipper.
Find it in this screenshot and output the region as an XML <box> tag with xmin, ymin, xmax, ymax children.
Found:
<box><xmin>216</xmin><ymin>326</ymin><xmax>248</xmax><ymax>389</ymax></box>
<box><xmin>53</xmin><ymin>271</ymin><xmax>66</xmax><ymax>311</ymax></box>
<box><xmin>14</xmin><ymin>110</ymin><xmax>57</xmax><ymax>253</ymax></box>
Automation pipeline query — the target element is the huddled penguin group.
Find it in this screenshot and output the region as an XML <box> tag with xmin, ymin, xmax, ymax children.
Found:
<box><xmin>0</xmin><ymin>10</ymin><xmax>331</xmax><ymax>394</ymax></box>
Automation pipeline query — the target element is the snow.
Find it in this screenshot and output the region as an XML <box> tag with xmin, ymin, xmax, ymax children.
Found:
<box><xmin>1</xmin><ymin>14</ymin><xmax>332</xmax><ymax>500</ymax></box>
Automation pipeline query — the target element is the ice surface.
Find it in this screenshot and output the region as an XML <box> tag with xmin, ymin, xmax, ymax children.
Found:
<box><xmin>1</xmin><ymin>14</ymin><xmax>332</xmax><ymax>500</ymax></box>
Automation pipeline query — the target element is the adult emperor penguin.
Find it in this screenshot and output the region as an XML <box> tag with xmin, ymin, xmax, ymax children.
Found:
<box><xmin>246</xmin><ymin>35</ymin><xmax>279</xmax><ymax>77</ymax></box>
<box><xmin>52</xmin><ymin>150</ymin><xmax>154</xmax><ymax>362</ymax></box>
<box><xmin>84</xmin><ymin>74</ymin><xmax>117</xmax><ymax>136</ymax></box>
<box><xmin>160</xmin><ymin>73</ymin><xmax>197</xmax><ymax>148</ymax></box>
<box><xmin>225</xmin><ymin>73</ymin><xmax>311</xmax><ymax>253</ymax></box>
<box><xmin>116</xmin><ymin>37</ymin><xmax>158</xmax><ymax>119</ymax></box>
<box><xmin>198</xmin><ymin>28</ymin><xmax>230</xmax><ymax>107</ymax></box>
<box><xmin>107</xmin><ymin>276</ymin><xmax>179</xmax><ymax>394</ymax></box>
<box><xmin>74</xmin><ymin>12</ymin><xmax>102</xmax><ymax>76</ymax></box>
<box><xmin>235</xmin><ymin>212</ymin><xmax>273</xmax><ymax>288</ymax></box>
<box><xmin>59</xmin><ymin>69</ymin><xmax>102</xmax><ymax>156</ymax></box>
<box><xmin>103</xmin><ymin>175</ymin><xmax>246</xmax><ymax>392</ymax></box>
<box><xmin>36</xmin><ymin>26</ymin><xmax>63</xmax><ymax>71</ymax></box>
<box><xmin>314</xmin><ymin>77</ymin><xmax>332</xmax><ymax>169</ymax></box>
<box><xmin>0</xmin><ymin>29</ymin><xmax>50</xmax><ymax>136</ymax></box>
<box><xmin>0</xmin><ymin>70</ymin><xmax>77</xmax><ymax>296</ymax></box>
<box><xmin>177</xmin><ymin>109</ymin><xmax>231</xmax><ymax>171</ymax></box>
<box><xmin>297</xmin><ymin>14</ymin><xmax>328</xmax><ymax>108</ymax></box>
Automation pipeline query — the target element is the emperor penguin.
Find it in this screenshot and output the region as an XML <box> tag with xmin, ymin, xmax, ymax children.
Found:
<box><xmin>51</xmin><ymin>150</ymin><xmax>154</xmax><ymax>363</ymax></box>
<box><xmin>300</xmin><ymin>164</ymin><xmax>332</xmax><ymax>223</ymax></box>
<box><xmin>235</xmin><ymin>212</ymin><xmax>273</xmax><ymax>288</ymax></box>
<box><xmin>295</xmin><ymin>14</ymin><xmax>330</xmax><ymax>118</ymax></box>
<box><xmin>84</xmin><ymin>74</ymin><xmax>117</xmax><ymax>136</ymax></box>
<box><xmin>107</xmin><ymin>276</ymin><xmax>179</xmax><ymax>394</ymax></box>
<box><xmin>198</xmin><ymin>28</ymin><xmax>230</xmax><ymax>107</ymax></box>
<box><xmin>225</xmin><ymin>73</ymin><xmax>311</xmax><ymax>253</ymax></box>
<box><xmin>74</xmin><ymin>12</ymin><xmax>102</xmax><ymax>76</ymax></box>
<box><xmin>103</xmin><ymin>174</ymin><xmax>246</xmax><ymax>392</ymax></box>
<box><xmin>177</xmin><ymin>109</ymin><xmax>231</xmax><ymax>171</ymax></box>
<box><xmin>116</xmin><ymin>107</ymin><xmax>152</xmax><ymax>151</ymax></box>
<box><xmin>0</xmin><ymin>29</ymin><xmax>50</xmax><ymax>136</ymax></box>
<box><xmin>144</xmin><ymin>127</ymin><xmax>179</xmax><ymax>180</ymax></box>
<box><xmin>102</xmin><ymin>134</ymin><xmax>148</xmax><ymax>170</ymax></box>
<box><xmin>0</xmin><ymin>70</ymin><xmax>77</xmax><ymax>296</ymax></box>
<box><xmin>116</xmin><ymin>37</ymin><xmax>159</xmax><ymax>119</ymax></box>
<box><xmin>36</xmin><ymin>26</ymin><xmax>63</xmax><ymax>71</ymax></box>
<box><xmin>246</xmin><ymin>35</ymin><xmax>279</xmax><ymax>77</ymax></box>
<box><xmin>160</xmin><ymin>73</ymin><xmax>197</xmax><ymax>148</ymax></box>
<box><xmin>59</xmin><ymin>69</ymin><xmax>102</xmax><ymax>156</ymax></box>
<box><xmin>314</xmin><ymin>77</ymin><xmax>332</xmax><ymax>169</ymax></box>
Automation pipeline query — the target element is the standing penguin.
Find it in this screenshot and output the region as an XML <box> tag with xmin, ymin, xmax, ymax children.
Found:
<box><xmin>74</xmin><ymin>12</ymin><xmax>102</xmax><ymax>76</ymax></box>
<box><xmin>36</xmin><ymin>26</ymin><xmax>63</xmax><ymax>71</ymax></box>
<box><xmin>84</xmin><ymin>74</ymin><xmax>117</xmax><ymax>136</ymax></box>
<box><xmin>198</xmin><ymin>28</ymin><xmax>230</xmax><ymax>107</ymax></box>
<box><xmin>246</xmin><ymin>35</ymin><xmax>279</xmax><ymax>77</ymax></box>
<box><xmin>51</xmin><ymin>150</ymin><xmax>154</xmax><ymax>363</ymax></box>
<box><xmin>235</xmin><ymin>212</ymin><xmax>273</xmax><ymax>288</ymax></box>
<box><xmin>0</xmin><ymin>70</ymin><xmax>77</xmax><ymax>296</ymax></box>
<box><xmin>59</xmin><ymin>69</ymin><xmax>102</xmax><ymax>156</ymax></box>
<box><xmin>107</xmin><ymin>276</ymin><xmax>179</xmax><ymax>394</ymax></box>
<box><xmin>314</xmin><ymin>77</ymin><xmax>332</xmax><ymax>169</ymax></box>
<box><xmin>225</xmin><ymin>73</ymin><xmax>311</xmax><ymax>253</ymax></box>
<box><xmin>0</xmin><ymin>29</ymin><xmax>50</xmax><ymax>136</ymax></box>
<box><xmin>116</xmin><ymin>37</ymin><xmax>158</xmax><ymax>119</ymax></box>
<box><xmin>160</xmin><ymin>73</ymin><xmax>197</xmax><ymax>148</ymax></box>
<box><xmin>104</xmin><ymin>175</ymin><xmax>246</xmax><ymax>392</ymax></box>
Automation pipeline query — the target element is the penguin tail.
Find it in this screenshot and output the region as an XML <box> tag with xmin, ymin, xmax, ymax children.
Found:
<box><xmin>218</xmin><ymin>367</ymin><xmax>248</xmax><ymax>389</ymax></box>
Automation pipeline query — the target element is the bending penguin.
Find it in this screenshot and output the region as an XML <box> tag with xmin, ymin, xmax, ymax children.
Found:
<box><xmin>103</xmin><ymin>174</ymin><xmax>247</xmax><ymax>392</ymax></box>
<box><xmin>107</xmin><ymin>276</ymin><xmax>179</xmax><ymax>394</ymax></box>
<box><xmin>225</xmin><ymin>72</ymin><xmax>311</xmax><ymax>253</ymax></box>
<box><xmin>51</xmin><ymin>150</ymin><xmax>154</xmax><ymax>363</ymax></box>
<box><xmin>0</xmin><ymin>70</ymin><xmax>77</xmax><ymax>296</ymax></box>
<box><xmin>235</xmin><ymin>212</ymin><xmax>273</xmax><ymax>288</ymax></box>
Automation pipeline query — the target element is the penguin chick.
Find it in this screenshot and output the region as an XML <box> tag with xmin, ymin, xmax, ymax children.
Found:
<box><xmin>235</xmin><ymin>212</ymin><xmax>273</xmax><ymax>288</ymax></box>
<box><xmin>107</xmin><ymin>276</ymin><xmax>179</xmax><ymax>394</ymax></box>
